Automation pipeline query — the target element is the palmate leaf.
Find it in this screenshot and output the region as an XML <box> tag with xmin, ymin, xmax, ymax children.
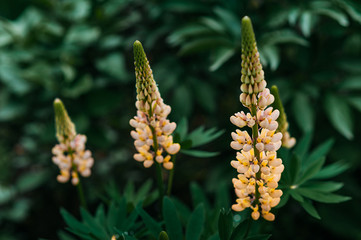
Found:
<box><xmin>218</xmin><ymin>209</ymin><xmax>233</xmax><ymax>240</ymax></box>
<box><xmin>324</xmin><ymin>94</ymin><xmax>354</xmax><ymax>140</ymax></box>
<box><xmin>300</xmin><ymin>199</ymin><xmax>321</xmax><ymax>220</ymax></box>
<box><xmin>185</xmin><ymin>204</ymin><xmax>205</xmax><ymax>240</ymax></box>
<box><xmin>297</xmin><ymin>188</ymin><xmax>351</xmax><ymax>203</ymax></box>
<box><xmin>163</xmin><ymin>197</ymin><xmax>183</xmax><ymax>240</ymax></box>
<box><xmin>187</xmin><ymin>126</ymin><xmax>224</xmax><ymax>148</ymax></box>
<box><xmin>136</xmin><ymin>204</ymin><xmax>162</xmax><ymax>238</ymax></box>
<box><xmin>313</xmin><ymin>161</ymin><xmax>349</xmax><ymax>179</ymax></box>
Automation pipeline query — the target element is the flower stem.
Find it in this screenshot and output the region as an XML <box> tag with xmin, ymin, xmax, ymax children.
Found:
<box><xmin>167</xmin><ymin>155</ymin><xmax>176</xmax><ymax>196</ymax></box>
<box><xmin>77</xmin><ymin>178</ymin><xmax>87</xmax><ymax>210</ymax></box>
<box><xmin>150</xmin><ymin>125</ymin><xmax>164</xmax><ymax>206</ymax></box>
<box><xmin>251</xmin><ymin>105</ymin><xmax>261</xmax><ymax>206</ymax></box>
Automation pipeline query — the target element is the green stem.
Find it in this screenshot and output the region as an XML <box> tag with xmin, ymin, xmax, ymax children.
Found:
<box><xmin>167</xmin><ymin>155</ymin><xmax>176</xmax><ymax>196</ymax></box>
<box><xmin>250</xmin><ymin>105</ymin><xmax>261</xmax><ymax>206</ymax></box>
<box><xmin>150</xmin><ymin>125</ymin><xmax>164</xmax><ymax>205</ymax></box>
<box><xmin>77</xmin><ymin>178</ymin><xmax>87</xmax><ymax>210</ymax></box>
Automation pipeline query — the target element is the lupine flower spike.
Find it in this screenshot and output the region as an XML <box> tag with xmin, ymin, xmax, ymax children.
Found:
<box><xmin>130</xmin><ymin>40</ymin><xmax>180</xmax><ymax>170</ymax></box>
<box><xmin>271</xmin><ymin>86</ymin><xmax>296</xmax><ymax>148</ymax></box>
<box><xmin>52</xmin><ymin>99</ymin><xmax>94</xmax><ymax>186</ymax></box>
<box><xmin>230</xmin><ymin>16</ymin><xmax>284</xmax><ymax>221</ymax></box>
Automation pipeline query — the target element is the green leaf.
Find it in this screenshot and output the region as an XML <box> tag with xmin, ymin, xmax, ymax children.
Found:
<box><xmin>348</xmin><ymin>97</ymin><xmax>361</xmax><ymax>112</ymax></box>
<box><xmin>60</xmin><ymin>208</ymin><xmax>90</xmax><ymax>236</ymax></box>
<box><xmin>136</xmin><ymin>204</ymin><xmax>162</xmax><ymax>238</ymax></box>
<box><xmin>302</xmin><ymin>181</ymin><xmax>344</xmax><ymax>193</ymax></box>
<box><xmin>288</xmin><ymin>154</ymin><xmax>301</xmax><ymax>185</ymax></box>
<box><xmin>181</xmin><ymin>149</ymin><xmax>219</xmax><ymax>157</ymax></box>
<box><xmin>80</xmin><ymin>208</ymin><xmax>109</xmax><ymax>239</ymax></box>
<box><xmin>230</xmin><ymin>219</ymin><xmax>249</xmax><ymax>240</ymax></box>
<box><xmin>297</xmin><ymin>157</ymin><xmax>325</xmax><ymax>185</ymax></box>
<box><xmin>340</xmin><ymin>77</ymin><xmax>361</xmax><ymax>90</ymax></box>
<box><xmin>187</xmin><ymin>126</ymin><xmax>224</xmax><ymax>148</ymax></box>
<box><xmin>292</xmin><ymin>93</ymin><xmax>314</xmax><ymax>133</ymax></box>
<box><xmin>168</xmin><ymin>25</ymin><xmax>212</xmax><ymax>45</ymax></box>
<box><xmin>218</xmin><ymin>208</ymin><xmax>233</xmax><ymax>240</ymax></box>
<box><xmin>305</xmin><ymin>139</ymin><xmax>334</xmax><ymax>167</ymax></box>
<box><xmin>96</xmin><ymin>54</ymin><xmax>127</xmax><ymax>81</ymax></box>
<box><xmin>300</xmin><ymin>11</ymin><xmax>312</xmax><ymax>37</ymax></box>
<box><xmin>260</xmin><ymin>45</ymin><xmax>280</xmax><ymax>71</ymax></box>
<box><xmin>210</xmin><ymin>48</ymin><xmax>235</xmax><ymax>72</ymax></box>
<box><xmin>294</xmin><ymin>132</ymin><xmax>313</xmax><ymax>160</ymax></box>
<box><xmin>178</xmin><ymin>37</ymin><xmax>233</xmax><ymax>55</ymax></box>
<box><xmin>313</xmin><ymin>161</ymin><xmax>349</xmax><ymax>179</ymax></box>
<box><xmin>312</xmin><ymin>8</ymin><xmax>349</xmax><ymax>26</ymax></box>
<box><xmin>245</xmin><ymin>234</ymin><xmax>272</xmax><ymax>240</ymax></box>
<box><xmin>300</xmin><ymin>199</ymin><xmax>321</xmax><ymax>219</ymax></box>
<box><xmin>163</xmin><ymin>197</ymin><xmax>183</xmax><ymax>240</ymax></box>
<box><xmin>289</xmin><ymin>189</ymin><xmax>304</xmax><ymax>202</ymax></box>
<box><xmin>186</xmin><ymin>204</ymin><xmax>205</xmax><ymax>240</ymax></box>
<box><xmin>175</xmin><ymin>118</ymin><xmax>188</xmax><ymax>142</ymax></box>
<box><xmin>190</xmin><ymin>182</ymin><xmax>210</xmax><ymax>209</ymax></box>
<box><xmin>297</xmin><ymin>188</ymin><xmax>351</xmax><ymax>203</ymax></box>
<box><xmin>134</xmin><ymin>179</ymin><xmax>153</xmax><ymax>204</ymax></box>
<box><xmin>260</xmin><ymin>29</ymin><xmax>308</xmax><ymax>46</ymax></box>
<box><xmin>324</xmin><ymin>94</ymin><xmax>353</xmax><ymax>139</ymax></box>
<box><xmin>15</xmin><ymin>170</ymin><xmax>47</xmax><ymax>193</ymax></box>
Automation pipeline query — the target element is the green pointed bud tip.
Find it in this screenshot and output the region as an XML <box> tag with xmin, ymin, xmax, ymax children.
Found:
<box><xmin>53</xmin><ymin>98</ymin><xmax>76</xmax><ymax>141</ymax></box>
<box><xmin>158</xmin><ymin>231</ymin><xmax>169</xmax><ymax>240</ymax></box>
<box><xmin>241</xmin><ymin>16</ymin><xmax>256</xmax><ymax>52</ymax></box>
<box><xmin>270</xmin><ymin>85</ymin><xmax>287</xmax><ymax>132</ymax></box>
<box><xmin>133</xmin><ymin>40</ymin><xmax>147</xmax><ymax>68</ymax></box>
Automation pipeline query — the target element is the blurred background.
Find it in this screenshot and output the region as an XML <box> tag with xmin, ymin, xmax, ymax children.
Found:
<box><xmin>0</xmin><ymin>0</ymin><xmax>361</xmax><ymax>239</ymax></box>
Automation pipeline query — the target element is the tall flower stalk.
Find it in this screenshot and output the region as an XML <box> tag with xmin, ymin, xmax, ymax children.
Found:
<box><xmin>130</xmin><ymin>40</ymin><xmax>180</xmax><ymax>199</ymax></box>
<box><xmin>230</xmin><ymin>17</ymin><xmax>284</xmax><ymax>221</ymax></box>
<box><xmin>52</xmin><ymin>98</ymin><xmax>93</xmax><ymax>208</ymax></box>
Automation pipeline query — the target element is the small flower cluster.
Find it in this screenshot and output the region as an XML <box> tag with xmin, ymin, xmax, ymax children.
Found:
<box><xmin>230</xmin><ymin>17</ymin><xmax>284</xmax><ymax>221</ymax></box>
<box><xmin>52</xmin><ymin>99</ymin><xmax>94</xmax><ymax>185</ymax></box>
<box><xmin>270</xmin><ymin>86</ymin><xmax>296</xmax><ymax>148</ymax></box>
<box><xmin>130</xmin><ymin>41</ymin><xmax>180</xmax><ymax>170</ymax></box>
<box><xmin>52</xmin><ymin>134</ymin><xmax>94</xmax><ymax>185</ymax></box>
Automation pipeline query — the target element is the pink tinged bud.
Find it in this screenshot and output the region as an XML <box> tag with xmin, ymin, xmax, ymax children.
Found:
<box><xmin>269</xmin><ymin>158</ymin><xmax>282</xmax><ymax>167</ymax></box>
<box><xmin>231</xmin><ymin>160</ymin><xmax>241</xmax><ymax>169</ymax></box>
<box><xmin>272</xmin><ymin>132</ymin><xmax>283</xmax><ymax>142</ymax></box>
<box><xmin>163</xmin><ymin>161</ymin><xmax>173</xmax><ymax>170</ymax></box>
<box><xmin>261</xmin><ymin>167</ymin><xmax>270</xmax><ymax>175</ymax></box>
<box><xmin>143</xmin><ymin>160</ymin><xmax>154</xmax><ymax>168</ymax></box>
<box><xmin>240</xmin><ymin>93</ymin><xmax>247</xmax><ymax>104</ymax></box>
<box><xmin>167</xmin><ymin>143</ymin><xmax>180</xmax><ymax>155</ymax></box>
<box><xmin>263</xmin><ymin>212</ymin><xmax>275</xmax><ymax>221</ymax></box>
<box><xmin>57</xmin><ymin>174</ymin><xmax>69</xmax><ymax>183</ymax></box>
<box><xmin>267</xmin><ymin>181</ymin><xmax>278</xmax><ymax>189</ymax></box>
<box><xmin>232</xmin><ymin>204</ymin><xmax>245</xmax><ymax>212</ymax></box>
<box><xmin>237</xmin><ymin>165</ymin><xmax>249</xmax><ymax>174</ymax></box>
<box><xmin>241</xmin><ymin>84</ymin><xmax>248</xmax><ymax>93</ymax></box>
<box><xmin>252</xmin><ymin>94</ymin><xmax>257</xmax><ymax>105</ymax></box>
<box><xmin>271</xmin><ymin>109</ymin><xmax>280</xmax><ymax>120</ymax></box>
<box><xmin>273</xmin><ymin>141</ymin><xmax>282</xmax><ymax>151</ymax></box>
<box><xmin>256</xmin><ymin>143</ymin><xmax>264</xmax><ymax>152</ymax></box>
<box><xmin>146</xmin><ymin>139</ymin><xmax>153</xmax><ymax>146</ymax></box>
<box><xmin>264</xmin><ymin>144</ymin><xmax>275</xmax><ymax>151</ymax></box>
<box><xmin>80</xmin><ymin>169</ymin><xmax>91</xmax><ymax>177</ymax></box>
<box><xmin>129</xmin><ymin>119</ymin><xmax>138</xmax><ymax>128</ymax></box>
<box><xmin>71</xmin><ymin>177</ymin><xmax>79</xmax><ymax>186</ymax></box>
<box><xmin>248</xmin><ymin>85</ymin><xmax>253</xmax><ymax>94</ymax></box>
<box><xmin>134</xmin><ymin>154</ymin><xmax>145</xmax><ymax>162</ymax></box>
<box><xmin>231</xmin><ymin>141</ymin><xmax>243</xmax><ymax>150</ymax></box>
<box><xmin>258</xmin><ymin>80</ymin><xmax>266</xmax><ymax>91</ymax></box>
<box><xmin>251</xmin><ymin>211</ymin><xmax>260</xmax><ymax>220</ymax></box>
<box><xmin>230</xmin><ymin>116</ymin><xmax>247</xmax><ymax>128</ymax></box>
<box><xmin>130</xmin><ymin>130</ymin><xmax>139</xmax><ymax>139</ymax></box>
<box><xmin>156</xmin><ymin>155</ymin><xmax>164</xmax><ymax>163</ymax></box>
<box><xmin>261</xmin><ymin>204</ymin><xmax>271</xmax><ymax>212</ymax></box>
<box><xmin>246</xmin><ymin>95</ymin><xmax>251</xmax><ymax>106</ymax></box>
<box><xmin>254</xmin><ymin>83</ymin><xmax>259</xmax><ymax>93</ymax></box>
<box><xmin>273</xmin><ymin>165</ymin><xmax>284</xmax><ymax>174</ymax></box>
<box><xmin>134</xmin><ymin>140</ymin><xmax>145</xmax><ymax>147</ymax></box>
<box><xmin>268</xmin><ymin>122</ymin><xmax>278</xmax><ymax>131</ymax></box>
<box><xmin>270</xmin><ymin>189</ymin><xmax>283</xmax><ymax>198</ymax></box>
<box><xmin>243</xmin><ymin>144</ymin><xmax>253</xmax><ymax>152</ymax></box>
<box><xmin>270</xmin><ymin>198</ymin><xmax>281</xmax><ymax>207</ymax></box>
<box><xmin>252</xmin><ymin>164</ymin><xmax>260</xmax><ymax>173</ymax></box>
<box><xmin>163</xmin><ymin>122</ymin><xmax>177</xmax><ymax>134</ymax></box>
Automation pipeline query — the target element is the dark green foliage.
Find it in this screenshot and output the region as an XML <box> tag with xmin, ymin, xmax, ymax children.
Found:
<box><xmin>0</xmin><ymin>0</ymin><xmax>361</xmax><ymax>239</ymax></box>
